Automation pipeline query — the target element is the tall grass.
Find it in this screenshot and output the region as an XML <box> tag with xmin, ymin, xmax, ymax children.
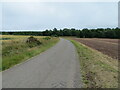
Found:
<box><xmin>1</xmin><ymin>35</ymin><xmax>59</xmax><ymax>71</ymax></box>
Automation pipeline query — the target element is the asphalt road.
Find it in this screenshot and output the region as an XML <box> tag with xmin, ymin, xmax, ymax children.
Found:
<box><xmin>2</xmin><ymin>38</ymin><xmax>82</xmax><ymax>88</ymax></box>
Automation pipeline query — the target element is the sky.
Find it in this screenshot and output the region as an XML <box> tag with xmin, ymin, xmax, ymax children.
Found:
<box><xmin>0</xmin><ymin>0</ymin><xmax>119</xmax><ymax>31</ymax></box>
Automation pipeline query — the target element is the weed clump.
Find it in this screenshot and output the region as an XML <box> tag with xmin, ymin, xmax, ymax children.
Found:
<box><xmin>43</xmin><ymin>37</ymin><xmax>51</xmax><ymax>40</ymax></box>
<box><xmin>26</xmin><ymin>36</ymin><xmax>42</xmax><ymax>48</ymax></box>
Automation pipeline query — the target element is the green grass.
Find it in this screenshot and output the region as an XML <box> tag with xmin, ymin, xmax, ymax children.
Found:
<box><xmin>0</xmin><ymin>38</ymin><xmax>12</xmax><ymax>40</ymax></box>
<box><xmin>70</xmin><ymin>40</ymin><xmax>118</xmax><ymax>88</ymax></box>
<box><xmin>1</xmin><ymin>36</ymin><xmax>59</xmax><ymax>71</ymax></box>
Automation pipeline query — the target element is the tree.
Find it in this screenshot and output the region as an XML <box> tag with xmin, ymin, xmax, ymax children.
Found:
<box><xmin>1</xmin><ymin>27</ymin><xmax>120</xmax><ymax>39</ymax></box>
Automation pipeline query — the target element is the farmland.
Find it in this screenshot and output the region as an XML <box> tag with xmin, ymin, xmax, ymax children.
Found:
<box><xmin>72</xmin><ymin>38</ymin><xmax>119</xmax><ymax>59</ymax></box>
<box><xmin>1</xmin><ymin>35</ymin><xmax>59</xmax><ymax>71</ymax></box>
<box><xmin>70</xmin><ymin>39</ymin><xmax>118</xmax><ymax>88</ymax></box>
<box><xmin>1</xmin><ymin>35</ymin><xmax>119</xmax><ymax>88</ymax></box>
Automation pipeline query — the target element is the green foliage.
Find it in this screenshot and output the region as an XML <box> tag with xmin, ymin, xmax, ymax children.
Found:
<box><xmin>0</xmin><ymin>38</ymin><xmax>11</xmax><ymax>40</ymax></box>
<box><xmin>1</xmin><ymin>27</ymin><xmax>120</xmax><ymax>39</ymax></box>
<box><xmin>43</xmin><ymin>36</ymin><xmax>51</xmax><ymax>40</ymax></box>
<box><xmin>51</xmin><ymin>34</ymin><xmax>58</xmax><ymax>37</ymax></box>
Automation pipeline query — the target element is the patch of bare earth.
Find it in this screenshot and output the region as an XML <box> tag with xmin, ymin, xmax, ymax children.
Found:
<box><xmin>72</xmin><ymin>38</ymin><xmax>118</xmax><ymax>59</ymax></box>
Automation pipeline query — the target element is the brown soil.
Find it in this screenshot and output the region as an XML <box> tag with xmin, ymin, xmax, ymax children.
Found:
<box><xmin>72</xmin><ymin>38</ymin><xmax>119</xmax><ymax>60</ymax></box>
<box><xmin>92</xmin><ymin>38</ymin><xmax>118</xmax><ymax>44</ymax></box>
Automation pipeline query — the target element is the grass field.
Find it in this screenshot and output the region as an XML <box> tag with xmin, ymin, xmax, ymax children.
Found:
<box><xmin>70</xmin><ymin>39</ymin><xmax>118</xmax><ymax>88</ymax></box>
<box><xmin>1</xmin><ymin>35</ymin><xmax>59</xmax><ymax>71</ymax></box>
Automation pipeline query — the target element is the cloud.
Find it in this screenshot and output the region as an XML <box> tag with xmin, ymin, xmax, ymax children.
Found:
<box><xmin>1</xmin><ymin>0</ymin><xmax>119</xmax><ymax>2</ymax></box>
<box><xmin>0</xmin><ymin>3</ymin><xmax>2</xmax><ymax>30</ymax></box>
<box><xmin>2</xmin><ymin>2</ymin><xmax>118</xmax><ymax>31</ymax></box>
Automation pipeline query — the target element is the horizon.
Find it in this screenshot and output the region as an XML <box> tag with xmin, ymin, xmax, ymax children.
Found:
<box><xmin>1</xmin><ymin>27</ymin><xmax>119</xmax><ymax>32</ymax></box>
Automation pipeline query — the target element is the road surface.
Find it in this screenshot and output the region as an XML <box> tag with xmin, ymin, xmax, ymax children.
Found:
<box><xmin>2</xmin><ymin>38</ymin><xmax>82</xmax><ymax>88</ymax></box>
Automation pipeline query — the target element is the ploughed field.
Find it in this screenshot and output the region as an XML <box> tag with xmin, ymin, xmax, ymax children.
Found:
<box><xmin>72</xmin><ymin>38</ymin><xmax>119</xmax><ymax>59</ymax></box>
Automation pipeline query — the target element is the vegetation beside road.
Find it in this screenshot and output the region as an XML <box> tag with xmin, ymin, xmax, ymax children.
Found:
<box><xmin>71</xmin><ymin>40</ymin><xmax>118</xmax><ymax>88</ymax></box>
<box><xmin>1</xmin><ymin>35</ymin><xmax>59</xmax><ymax>71</ymax></box>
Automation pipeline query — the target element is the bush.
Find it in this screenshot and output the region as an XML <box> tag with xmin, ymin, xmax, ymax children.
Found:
<box><xmin>26</xmin><ymin>36</ymin><xmax>42</xmax><ymax>48</ymax></box>
<box><xmin>51</xmin><ymin>35</ymin><xmax>58</xmax><ymax>37</ymax></box>
<box><xmin>43</xmin><ymin>37</ymin><xmax>51</xmax><ymax>40</ymax></box>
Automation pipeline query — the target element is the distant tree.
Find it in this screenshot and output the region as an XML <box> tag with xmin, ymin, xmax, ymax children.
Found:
<box><xmin>1</xmin><ymin>27</ymin><xmax>120</xmax><ymax>39</ymax></box>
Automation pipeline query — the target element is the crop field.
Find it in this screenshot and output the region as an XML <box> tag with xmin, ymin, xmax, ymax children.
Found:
<box><xmin>1</xmin><ymin>35</ymin><xmax>59</xmax><ymax>71</ymax></box>
<box><xmin>72</xmin><ymin>38</ymin><xmax>119</xmax><ymax>59</ymax></box>
<box><xmin>70</xmin><ymin>39</ymin><xmax>118</xmax><ymax>88</ymax></box>
<box><xmin>1</xmin><ymin>35</ymin><xmax>46</xmax><ymax>41</ymax></box>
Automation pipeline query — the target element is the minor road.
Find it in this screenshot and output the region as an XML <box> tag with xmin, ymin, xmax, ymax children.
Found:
<box><xmin>2</xmin><ymin>38</ymin><xmax>82</xmax><ymax>88</ymax></box>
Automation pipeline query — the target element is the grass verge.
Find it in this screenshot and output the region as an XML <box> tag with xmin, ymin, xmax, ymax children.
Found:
<box><xmin>2</xmin><ymin>36</ymin><xmax>59</xmax><ymax>71</ymax></box>
<box><xmin>71</xmin><ymin>40</ymin><xmax>118</xmax><ymax>88</ymax></box>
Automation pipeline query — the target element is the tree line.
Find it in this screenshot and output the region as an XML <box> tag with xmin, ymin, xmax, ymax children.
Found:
<box><xmin>1</xmin><ymin>27</ymin><xmax>120</xmax><ymax>39</ymax></box>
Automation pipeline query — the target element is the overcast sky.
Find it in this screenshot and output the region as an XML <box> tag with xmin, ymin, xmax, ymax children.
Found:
<box><xmin>1</xmin><ymin>1</ymin><xmax>118</xmax><ymax>31</ymax></box>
